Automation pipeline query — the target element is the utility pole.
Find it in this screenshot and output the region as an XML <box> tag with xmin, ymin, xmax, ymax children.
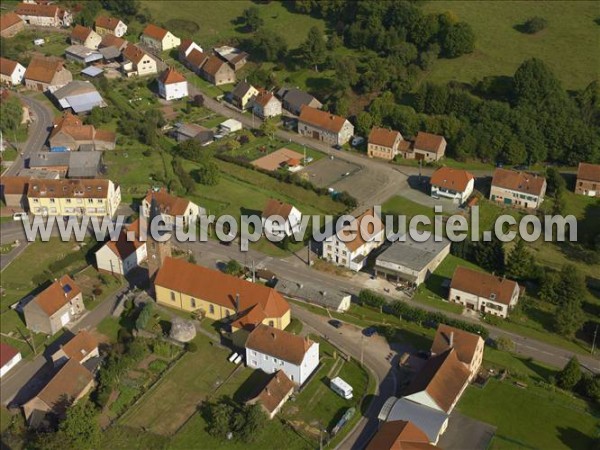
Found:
<box><xmin>307</xmin><ymin>238</ymin><xmax>311</xmax><ymax>267</ymax></box>
<box><xmin>360</xmin><ymin>334</ymin><xmax>364</xmax><ymax>367</ymax></box>
<box><xmin>592</xmin><ymin>324</ymin><xmax>598</xmax><ymax>355</ymax></box>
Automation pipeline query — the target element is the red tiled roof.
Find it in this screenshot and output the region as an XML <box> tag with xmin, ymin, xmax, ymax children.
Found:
<box><xmin>369</xmin><ymin>127</ymin><xmax>402</xmax><ymax>148</ymax></box>
<box><xmin>122</xmin><ymin>44</ymin><xmax>147</xmax><ymax>64</ymax></box>
<box><xmin>252</xmin><ymin>370</ymin><xmax>294</xmax><ymax>414</ymax></box>
<box><xmin>32</xmin><ymin>275</ymin><xmax>81</xmax><ymax>316</ymax></box>
<box><xmin>59</xmin><ymin>330</ymin><xmax>98</xmax><ymax>363</ymax></box>
<box><xmin>15</xmin><ymin>3</ymin><xmax>59</xmax><ymax>18</ymax></box>
<box><xmin>106</xmin><ymin>219</ymin><xmax>144</xmax><ymax>260</ymax></box>
<box><xmin>35</xmin><ymin>359</ymin><xmax>93</xmax><ymax>410</ymax></box>
<box><xmin>27</xmin><ymin>179</ymin><xmax>112</xmax><ymax>199</ymax></box>
<box><xmin>491</xmin><ymin>168</ymin><xmax>546</xmax><ymax>196</ymax></box>
<box><xmin>0</xmin><ymin>343</ymin><xmax>20</xmax><ymax>368</ymax></box>
<box><xmin>414</xmin><ymin>132</ymin><xmax>445</xmax><ymax>154</ymax></box>
<box><xmin>0</xmin><ymin>176</ymin><xmax>29</xmax><ymax>195</ymax></box>
<box><xmin>246</xmin><ymin>325</ymin><xmax>314</xmax><ymax>365</ymax></box>
<box><xmin>158</xmin><ymin>67</ymin><xmax>186</xmax><ymax>85</ymax></box>
<box><xmin>0</xmin><ymin>12</ymin><xmax>23</xmax><ymax>31</ymax></box>
<box><xmin>430</xmin><ymin>167</ymin><xmax>474</xmax><ymax>192</ymax></box>
<box><xmin>95</xmin><ymin>16</ymin><xmax>122</xmax><ymax>31</ymax></box>
<box><xmin>366</xmin><ymin>420</ymin><xmax>439</xmax><ymax>450</ymax></box>
<box><xmin>0</xmin><ymin>57</ymin><xmax>20</xmax><ymax>76</ymax></box>
<box><xmin>99</xmin><ymin>33</ymin><xmax>126</xmax><ymax>50</ymax></box>
<box><xmin>144</xmin><ymin>188</ymin><xmax>190</xmax><ymax>216</ymax></box>
<box><xmin>185</xmin><ymin>49</ymin><xmax>208</xmax><ymax>68</ymax></box>
<box><xmin>450</xmin><ymin>266</ymin><xmax>518</xmax><ymax>306</ymax></box>
<box><xmin>253</xmin><ymin>91</ymin><xmax>275</xmax><ymax>108</ymax></box>
<box><xmin>24</xmin><ymin>56</ymin><xmax>66</xmax><ymax>84</ymax></box>
<box><xmin>155</xmin><ymin>257</ymin><xmax>290</xmax><ymax>322</ymax></box>
<box><xmin>262</xmin><ymin>198</ymin><xmax>294</xmax><ymax>220</ymax></box>
<box><xmin>142</xmin><ymin>23</ymin><xmax>168</xmax><ymax>41</ymax></box>
<box><xmin>70</xmin><ymin>24</ymin><xmax>92</xmax><ymax>42</ymax></box>
<box><xmin>201</xmin><ymin>55</ymin><xmax>227</xmax><ymax>76</ymax></box>
<box><xmin>299</xmin><ymin>106</ymin><xmax>348</xmax><ymax>134</ymax></box>
<box><xmin>404</xmin><ymin>349</ymin><xmax>470</xmax><ymax>413</ymax></box>
<box><xmin>431</xmin><ymin>324</ymin><xmax>483</xmax><ymax>366</ymax></box>
<box><xmin>577</xmin><ymin>162</ymin><xmax>600</xmax><ymax>183</ymax></box>
<box><xmin>338</xmin><ymin>207</ymin><xmax>384</xmax><ymax>252</ymax></box>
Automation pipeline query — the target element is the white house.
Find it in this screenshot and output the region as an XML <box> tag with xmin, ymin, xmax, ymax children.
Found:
<box><xmin>141</xmin><ymin>188</ymin><xmax>202</xmax><ymax>228</ymax></box>
<box><xmin>157</xmin><ymin>67</ymin><xmax>188</xmax><ymax>101</ymax></box>
<box><xmin>95</xmin><ymin>219</ymin><xmax>147</xmax><ymax>275</ymax></box>
<box><xmin>246</xmin><ymin>324</ymin><xmax>319</xmax><ymax>385</ymax></box>
<box><xmin>490</xmin><ymin>168</ymin><xmax>546</xmax><ymax>210</ymax></box>
<box><xmin>430</xmin><ymin>167</ymin><xmax>474</xmax><ymax>204</ymax></box>
<box><xmin>219</xmin><ymin>118</ymin><xmax>242</xmax><ymax>134</ymax></box>
<box><xmin>449</xmin><ymin>266</ymin><xmax>520</xmax><ymax>318</ymax></box>
<box><xmin>94</xmin><ymin>16</ymin><xmax>127</xmax><ymax>37</ymax></box>
<box><xmin>261</xmin><ymin>198</ymin><xmax>302</xmax><ymax>239</ymax></box>
<box><xmin>140</xmin><ymin>24</ymin><xmax>180</xmax><ymax>52</ymax></box>
<box><xmin>0</xmin><ymin>57</ymin><xmax>26</xmax><ymax>85</ymax></box>
<box><xmin>322</xmin><ymin>208</ymin><xmax>385</xmax><ymax>271</ymax></box>
<box><xmin>253</xmin><ymin>91</ymin><xmax>282</xmax><ymax>119</ymax></box>
<box><xmin>179</xmin><ymin>39</ymin><xmax>203</xmax><ymax>58</ymax></box>
<box><xmin>0</xmin><ymin>343</ymin><xmax>22</xmax><ymax>378</ymax></box>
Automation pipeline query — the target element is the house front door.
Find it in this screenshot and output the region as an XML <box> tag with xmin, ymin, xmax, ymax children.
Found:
<box><xmin>312</xmin><ymin>130</ymin><xmax>320</xmax><ymax>140</ymax></box>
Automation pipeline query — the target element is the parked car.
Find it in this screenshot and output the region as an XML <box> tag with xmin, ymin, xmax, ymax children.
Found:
<box><xmin>362</xmin><ymin>326</ymin><xmax>377</xmax><ymax>337</ymax></box>
<box><xmin>351</xmin><ymin>136</ymin><xmax>364</xmax><ymax>147</ymax></box>
<box><xmin>328</xmin><ymin>319</ymin><xmax>342</xmax><ymax>329</ymax></box>
<box><xmin>12</xmin><ymin>212</ymin><xmax>28</xmax><ymax>221</ymax></box>
<box><xmin>333</xmin><ymin>144</ymin><xmax>343</xmax><ymax>150</ymax></box>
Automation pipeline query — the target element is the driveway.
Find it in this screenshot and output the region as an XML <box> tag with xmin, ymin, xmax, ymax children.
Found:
<box><xmin>438</xmin><ymin>411</ymin><xmax>496</xmax><ymax>450</ymax></box>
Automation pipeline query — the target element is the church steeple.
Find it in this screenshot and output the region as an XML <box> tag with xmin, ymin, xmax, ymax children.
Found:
<box><xmin>146</xmin><ymin>193</ymin><xmax>172</xmax><ymax>281</ymax></box>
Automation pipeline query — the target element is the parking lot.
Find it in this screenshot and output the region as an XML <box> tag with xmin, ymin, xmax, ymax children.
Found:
<box><xmin>300</xmin><ymin>156</ymin><xmax>361</xmax><ymax>189</ymax></box>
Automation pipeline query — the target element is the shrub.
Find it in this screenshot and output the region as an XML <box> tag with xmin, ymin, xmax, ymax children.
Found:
<box><xmin>186</xmin><ymin>342</ymin><xmax>198</xmax><ymax>353</ymax></box>
<box><xmin>135</xmin><ymin>303</ymin><xmax>153</xmax><ymax>330</ymax></box>
<box><xmin>148</xmin><ymin>359</ymin><xmax>169</xmax><ymax>374</ymax></box>
<box><xmin>358</xmin><ymin>289</ymin><xmax>386</xmax><ymax>308</ymax></box>
<box><xmin>92</xmin><ymin>287</ymin><xmax>103</xmax><ymax>296</ymax></box>
<box><xmin>521</xmin><ymin>17</ymin><xmax>547</xmax><ymax>34</ymax></box>
<box><xmin>152</xmin><ymin>339</ymin><xmax>174</xmax><ymax>358</ymax></box>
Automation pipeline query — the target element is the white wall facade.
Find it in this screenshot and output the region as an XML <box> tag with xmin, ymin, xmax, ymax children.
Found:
<box><xmin>448</xmin><ymin>285</ymin><xmax>520</xmax><ymax>319</ymax></box>
<box><xmin>246</xmin><ymin>342</ymin><xmax>319</xmax><ymax>385</ymax></box>
<box><xmin>159</xmin><ymin>80</ymin><xmax>188</xmax><ymax>100</ymax></box>
<box><xmin>1</xmin><ymin>62</ymin><xmax>26</xmax><ymax>85</ymax></box>
<box><xmin>431</xmin><ymin>178</ymin><xmax>474</xmax><ymax>204</ymax></box>
<box><xmin>0</xmin><ymin>351</ymin><xmax>22</xmax><ymax>378</ymax></box>
<box><xmin>262</xmin><ymin>207</ymin><xmax>302</xmax><ymax>238</ymax></box>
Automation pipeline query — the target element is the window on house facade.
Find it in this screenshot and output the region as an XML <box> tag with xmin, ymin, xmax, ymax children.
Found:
<box><xmin>268</xmin><ymin>320</ymin><xmax>274</xmax><ymax>327</ymax></box>
<box><xmin>209</xmin><ymin>304</ymin><xmax>215</xmax><ymax>314</ymax></box>
<box><xmin>191</xmin><ymin>298</ymin><xmax>196</xmax><ymax>308</ymax></box>
<box><xmin>170</xmin><ymin>291</ymin><xmax>176</xmax><ymax>301</ymax></box>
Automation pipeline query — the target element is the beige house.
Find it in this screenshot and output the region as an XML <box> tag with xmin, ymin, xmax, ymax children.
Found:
<box><xmin>94</xmin><ymin>16</ymin><xmax>127</xmax><ymax>37</ymax></box>
<box><xmin>95</xmin><ymin>219</ymin><xmax>147</xmax><ymax>275</ymax></box>
<box><xmin>51</xmin><ymin>330</ymin><xmax>99</xmax><ymax>367</ymax></box>
<box><xmin>121</xmin><ymin>44</ymin><xmax>157</xmax><ymax>77</ymax></box>
<box><xmin>27</xmin><ymin>178</ymin><xmax>121</xmax><ymax>217</ymax></box>
<box><xmin>1</xmin><ymin>12</ymin><xmax>25</xmax><ymax>38</ymax></box>
<box><xmin>368</xmin><ymin>127</ymin><xmax>403</xmax><ymax>160</ymax></box>
<box><xmin>431</xmin><ymin>324</ymin><xmax>484</xmax><ymax>382</ymax></box>
<box><xmin>70</xmin><ymin>25</ymin><xmax>101</xmax><ymax>49</ymax></box>
<box><xmin>24</xmin><ymin>57</ymin><xmax>72</xmax><ymax>92</ymax></box>
<box><xmin>201</xmin><ymin>55</ymin><xmax>235</xmax><ymax>86</ymax></box>
<box><xmin>140</xmin><ymin>24</ymin><xmax>180</xmax><ymax>52</ymax></box>
<box><xmin>322</xmin><ymin>208</ymin><xmax>384</xmax><ymax>271</ymax></box>
<box><xmin>575</xmin><ymin>162</ymin><xmax>600</xmax><ymax>197</ymax></box>
<box><xmin>252</xmin><ymin>91</ymin><xmax>282</xmax><ymax>119</ymax></box>
<box><xmin>490</xmin><ymin>168</ymin><xmax>546</xmax><ymax>210</ymax></box>
<box><xmin>413</xmin><ymin>132</ymin><xmax>446</xmax><ymax>161</ymax></box>
<box><xmin>231</xmin><ymin>81</ymin><xmax>258</xmax><ymax>110</ymax></box>
<box><xmin>15</xmin><ymin>3</ymin><xmax>72</xmax><ymax>28</ymax></box>
<box><xmin>155</xmin><ymin>257</ymin><xmax>291</xmax><ymax>339</ymax></box>
<box><xmin>247</xmin><ymin>370</ymin><xmax>295</xmax><ymax>419</ymax></box>
<box><xmin>298</xmin><ymin>106</ymin><xmax>354</xmax><ymax>146</ymax></box>
<box><xmin>0</xmin><ymin>57</ymin><xmax>26</xmax><ymax>85</ymax></box>
<box><xmin>24</xmin><ymin>275</ymin><xmax>85</xmax><ymax>335</ymax></box>
<box><xmin>449</xmin><ymin>266</ymin><xmax>520</xmax><ymax>318</ymax></box>
<box><xmin>22</xmin><ymin>359</ymin><xmax>94</xmax><ymax>428</ymax></box>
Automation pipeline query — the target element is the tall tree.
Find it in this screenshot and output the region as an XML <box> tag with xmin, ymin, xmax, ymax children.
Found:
<box><xmin>556</xmin><ymin>357</ymin><xmax>582</xmax><ymax>390</ymax></box>
<box><xmin>505</xmin><ymin>239</ymin><xmax>535</xmax><ymax>280</ymax></box>
<box><xmin>513</xmin><ymin>58</ymin><xmax>563</xmax><ymax>106</ymax></box>
<box><xmin>299</xmin><ymin>26</ymin><xmax>327</xmax><ymax>71</ymax></box>
<box><xmin>441</xmin><ymin>22</ymin><xmax>475</xmax><ymax>58</ymax></box>
<box><xmin>554</xmin><ymin>295</ymin><xmax>585</xmax><ymax>338</ymax></box>
<box><xmin>0</xmin><ymin>95</ymin><xmax>23</xmax><ymax>141</ymax></box>
<box><xmin>241</xmin><ymin>6</ymin><xmax>264</xmax><ymax>32</ymax></box>
<box><xmin>59</xmin><ymin>401</ymin><xmax>101</xmax><ymax>450</ymax></box>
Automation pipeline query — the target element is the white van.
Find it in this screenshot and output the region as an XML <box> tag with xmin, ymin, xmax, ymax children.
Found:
<box><xmin>330</xmin><ymin>376</ymin><xmax>353</xmax><ymax>400</ymax></box>
<box><xmin>12</xmin><ymin>212</ymin><xmax>28</xmax><ymax>221</ymax></box>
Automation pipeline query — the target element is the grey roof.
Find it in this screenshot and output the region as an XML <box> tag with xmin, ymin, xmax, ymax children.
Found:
<box><xmin>53</xmin><ymin>81</ymin><xmax>105</xmax><ymax>113</ymax></box>
<box><xmin>29</xmin><ymin>152</ymin><xmax>70</xmax><ymax>168</ymax></box>
<box><xmin>274</xmin><ymin>277</ymin><xmax>351</xmax><ymax>312</ymax></box>
<box><xmin>81</xmin><ymin>66</ymin><xmax>103</xmax><ymax>77</ymax></box>
<box><xmin>65</xmin><ymin>45</ymin><xmax>103</xmax><ymax>62</ymax></box>
<box><xmin>98</xmin><ymin>46</ymin><xmax>120</xmax><ymax>60</ymax></box>
<box><xmin>231</xmin><ymin>81</ymin><xmax>254</xmax><ymax>99</ymax></box>
<box><xmin>176</xmin><ymin>123</ymin><xmax>207</xmax><ymax>138</ymax></box>
<box><xmin>282</xmin><ymin>88</ymin><xmax>320</xmax><ymax>112</ymax></box>
<box><xmin>64</xmin><ymin>92</ymin><xmax>105</xmax><ymax>113</ymax></box>
<box><xmin>376</xmin><ymin>233</ymin><xmax>450</xmax><ymax>272</ymax></box>
<box><xmin>384</xmin><ymin>397</ymin><xmax>449</xmax><ymax>443</ymax></box>
<box><xmin>53</xmin><ymin>80</ymin><xmax>98</xmax><ymax>99</ymax></box>
<box><xmin>68</xmin><ymin>152</ymin><xmax>102</xmax><ymax>178</ymax></box>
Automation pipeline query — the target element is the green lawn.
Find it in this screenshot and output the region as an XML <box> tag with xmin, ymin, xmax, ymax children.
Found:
<box><xmin>142</xmin><ymin>0</ymin><xmax>327</xmax><ymax>48</ymax></box>
<box><xmin>458</xmin><ymin>379</ymin><xmax>598</xmax><ymax>450</ymax></box>
<box><xmin>421</xmin><ymin>1</ymin><xmax>600</xmax><ymax>90</ymax></box>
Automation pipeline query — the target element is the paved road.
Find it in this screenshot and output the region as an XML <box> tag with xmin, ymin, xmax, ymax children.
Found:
<box><xmin>291</xmin><ymin>305</ymin><xmax>404</xmax><ymax>450</ymax></box>
<box><xmin>180</xmin><ymin>238</ymin><xmax>600</xmax><ymax>373</ymax></box>
<box><xmin>3</xmin><ymin>95</ymin><xmax>53</xmax><ymax>177</ymax></box>
<box><xmin>0</xmin><ymin>282</ymin><xmax>129</xmax><ymax>406</ymax></box>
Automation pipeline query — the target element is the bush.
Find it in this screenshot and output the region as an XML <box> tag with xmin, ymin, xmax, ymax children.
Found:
<box><xmin>521</xmin><ymin>17</ymin><xmax>547</xmax><ymax>34</ymax></box>
<box><xmin>148</xmin><ymin>359</ymin><xmax>169</xmax><ymax>374</ymax></box>
<box><xmin>186</xmin><ymin>342</ymin><xmax>198</xmax><ymax>353</ymax></box>
<box><xmin>92</xmin><ymin>287</ymin><xmax>103</xmax><ymax>296</ymax></box>
<box><xmin>358</xmin><ymin>289</ymin><xmax>386</xmax><ymax>308</ymax></box>
<box><xmin>135</xmin><ymin>303</ymin><xmax>153</xmax><ymax>330</ymax></box>
<box><xmin>152</xmin><ymin>339</ymin><xmax>175</xmax><ymax>358</ymax></box>
<box><xmin>93</xmin><ymin>383</ymin><xmax>112</xmax><ymax>409</ymax></box>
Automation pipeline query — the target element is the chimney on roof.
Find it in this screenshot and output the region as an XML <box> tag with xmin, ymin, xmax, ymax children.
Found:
<box><xmin>265</xmin><ymin>386</ymin><xmax>270</xmax><ymax>395</ymax></box>
<box><xmin>449</xmin><ymin>332</ymin><xmax>454</xmax><ymax>348</ymax></box>
<box><xmin>235</xmin><ymin>293</ymin><xmax>240</xmax><ymax>312</ymax></box>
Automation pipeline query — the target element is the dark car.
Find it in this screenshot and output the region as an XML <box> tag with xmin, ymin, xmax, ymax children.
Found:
<box><xmin>333</xmin><ymin>144</ymin><xmax>343</xmax><ymax>150</ymax></box>
<box><xmin>328</xmin><ymin>319</ymin><xmax>342</xmax><ymax>329</ymax></box>
<box><xmin>415</xmin><ymin>350</ymin><xmax>430</xmax><ymax>359</ymax></box>
<box><xmin>362</xmin><ymin>326</ymin><xmax>377</xmax><ymax>337</ymax></box>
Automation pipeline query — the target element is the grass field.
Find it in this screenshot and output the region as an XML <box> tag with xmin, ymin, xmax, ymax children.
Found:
<box><xmin>458</xmin><ymin>379</ymin><xmax>598</xmax><ymax>450</ymax></box>
<box><xmin>142</xmin><ymin>1</ymin><xmax>326</xmax><ymax>48</ymax></box>
<box><xmin>422</xmin><ymin>1</ymin><xmax>600</xmax><ymax>90</ymax></box>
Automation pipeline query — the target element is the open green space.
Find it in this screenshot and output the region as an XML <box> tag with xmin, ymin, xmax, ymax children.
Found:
<box><xmin>458</xmin><ymin>379</ymin><xmax>598</xmax><ymax>450</ymax></box>
<box><xmin>421</xmin><ymin>1</ymin><xmax>600</xmax><ymax>90</ymax></box>
<box><xmin>142</xmin><ymin>1</ymin><xmax>326</xmax><ymax>48</ymax></box>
